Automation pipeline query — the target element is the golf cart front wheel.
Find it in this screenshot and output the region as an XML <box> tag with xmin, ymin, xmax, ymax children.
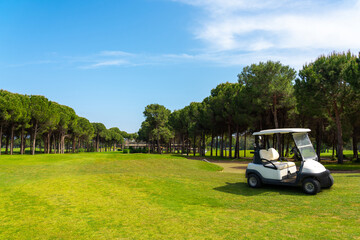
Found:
<box><xmin>248</xmin><ymin>174</ymin><xmax>262</xmax><ymax>188</ymax></box>
<box><xmin>302</xmin><ymin>178</ymin><xmax>321</xmax><ymax>195</ymax></box>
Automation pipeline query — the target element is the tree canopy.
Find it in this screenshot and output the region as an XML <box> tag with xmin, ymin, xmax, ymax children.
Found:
<box><xmin>138</xmin><ymin>52</ymin><xmax>360</xmax><ymax>163</ymax></box>
<box><xmin>0</xmin><ymin>91</ymin><xmax>128</xmax><ymax>155</ymax></box>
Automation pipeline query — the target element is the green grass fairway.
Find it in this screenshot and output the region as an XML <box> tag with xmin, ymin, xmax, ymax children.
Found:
<box><xmin>0</xmin><ymin>153</ymin><xmax>359</xmax><ymax>239</ymax></box>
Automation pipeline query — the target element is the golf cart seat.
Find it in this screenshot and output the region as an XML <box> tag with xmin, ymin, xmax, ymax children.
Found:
<box><xmin>260</xmin><ymin>148</ymin><xmax>279</xmax><ymax>161</ymax></box>
<box><xmin>272</xmin><ymin>162</ymin><xmax>295</xmax><ymax>170</ymax></box>
<box><xmin>260</xmin><ymin>148</ymin><xmax>296</xmax><ymax>169</ymax></box>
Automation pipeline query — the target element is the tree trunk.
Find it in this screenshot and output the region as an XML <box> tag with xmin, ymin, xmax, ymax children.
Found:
<box><xmin>315</xmin><ymin>122</ymin><xmax>322</xmax><ymax>162</ymax></box>
<box><xmin>202</xmin><ymin>132</ymin><xmax>206</xmax><ymax>156</ymax></box>
<box><xmin>47</xmin><ymin>132</ymin><xmax>51</xmax><ymax>154</ymax></box>
<box><xmin>333</xmin><ymin>102</ymin><xmax>343</xmax><ymax>164</ymax></box>
<box><xmin>72</xmin><ymin>137</ymin><xmax>76</xmax><ymax>153</ymax></box>
<box><xmin>61</xmin><ymin>135</ymin><xmax>66</xmax><ymax>154</ymax></box>
<box><xmin>54</xmin><ymin>135</ymin><xmax>58</xmax><ymax>154</ymax></box>
<box><xmin>96</xmin><ymin>134</ymin><xmax>100</xmax><ymax>152</ymax></box>
<box><xmin>285</xmin><ymin>136</ymin><xmax>290</xmax><ymax>157</ymax></box>
<box><xmin>169</xmin><ymin>139</ymin><xmax>172</xmax><ymax>153</ymax></box>
<box><xmin>272</xmin><ymin>134</ymin><xmax>275</xmax><ymax>149</ymax></box>
<box><xmin>10</xmin><ymin>124</ymin><xmax>14</xmax><ymax>155</ymax></box>
<box><xmin>0</xmin><ymin>124</ymin><xmax>2</xmax><ymax>155</ymax></box>
<box><xmin>32</xmin><ymin>122</ymin><xmax>38</xmax><ymax>155</ymax></box>
<box><xmin>58</xmin><ymin>135</ymin><xmax>61</xmax><ymax>154</ymax></box>
<box><xmin>199</xmin><ymin>133</ymin><xmax>202</xmax><ymax>156</ymax></box>
<box><xmin>332</xmin><ymin>134</ymin><xmax>335</xmax><ymax>160</ymax></box>
<box><xmin>210</xmin><ymin>133</ymin><xmax>214</xmax><ymax>157</ymax></box>
<box><xmin>0</xmin><ymin>124</ymin><xmax>3</xmax><ymax>155</ymax></box>
<box><xmin>186</xmin><ymin>135</ymin><xmax>191</xmax><ymax>156</ymax></box>
<box><xmin>219</xmin><ymin>132</ymin><xmax>224</xmax><ymax>157</ymax></box>
<box><xmin>220</xmin><ymin>132</ymin><xmax>224</xmax><ymax>157</ymax></box>
<box><xmin>225</xmin><ymin>134</ymin><xmax>228</xmax><ymax>157</ymax></box>
<box><xmin>353</xmin><ymin>128</ymin><xmax>358</xmax><ymax>161</ymax></box>
<box><xmin>193</xmin><ymin>134</ymin><xmax>196</xmax><ymax>156</ymax></box>
<box><xmin>5</xmin><ymin>134</ymin><xmax>10</xmax><ymax>154</ymax></box>
<box><xmin>228</xmin><ymin>124</ymin><xmax>232</xmax><ymax>159</ymax></box>
<box><xmin>244</xmin><ymin>133</ymin><xmax>247</xmax><ymax>158</ymax></box>
<box><xmin>157</xmin><ymin>135</ymin><xmax>161</xmax><ymax>154</ymax></box>
<box><xmin>43</xmin><ymin>135</ymin><xmax>47</xmax><ymax>153</ymax></box>
<box><xmin>29</xmin><ymin>132</ymin><xmax>33</xmax><ymax>154</ymax></box>
<box><xmin>20</xmin><ymin>128</ymin><xmax>24</xmax><ymax>155</ymax></box>
<box><xmin>235</xmin><ymin>127</ymin><xmax>239</xmax><ymax>159</ymax></box>
<box><xmin>216</xmin><ymin>136</ymin><xmax>218</xmax><ymax>157</ymax></box>
<box><xmin>181</xmin><ymin>135</ymin><xmax>184</xmax><ymax>154</ymax></box>
<box><xmin>51</xmin><ymin>134</ymin><xmax>54</xmax><ymax>154</ymax></box>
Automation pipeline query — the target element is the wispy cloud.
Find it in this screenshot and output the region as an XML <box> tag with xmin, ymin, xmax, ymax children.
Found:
<box><xmin>80</xmin><ymin>59</ymin><xmax>129</xmax><ymax>69</ymax></box>
<box><xmin>99</xmin><ymin>51</ymin><xmax>135</xmax><ymax>57</ymax></box>
<box><xmin>66</xmin><ymin>48</ymin><xmax>325</xmax><ymax>70</ymax></box>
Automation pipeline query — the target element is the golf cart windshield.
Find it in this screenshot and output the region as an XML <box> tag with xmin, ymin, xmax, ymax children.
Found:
<box><xmin>293</xmin><ymin>133</ymin><xmax>318</xmax><ymax>161</ymax></box>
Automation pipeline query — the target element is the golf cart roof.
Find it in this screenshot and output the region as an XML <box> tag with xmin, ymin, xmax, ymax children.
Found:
<box><xmin>252</xmin><ymin>128</ymin><xmax>311</xmax><ymax>136</ymax></box>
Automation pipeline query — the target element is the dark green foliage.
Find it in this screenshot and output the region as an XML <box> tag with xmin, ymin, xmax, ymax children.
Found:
<box><xmin>141</xmin><ymin>104</ymin><xmax>172</xmax><ymax>153</ymax></box>
<box><xmin>295</xmin><ymin>52</ymin><xmax>356</xmax><ymax>163</ymax></box>
<box><xmin>0</xmin><ymin>90</ymin><xmax>125</xmax><ymax>155</ymax></box>
<box><xmin>139</xmin><ymin>53</ymin><xmax>360</xmax><ymax>164</ymax></box>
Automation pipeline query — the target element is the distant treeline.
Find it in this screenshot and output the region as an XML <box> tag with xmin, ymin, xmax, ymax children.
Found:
<box><xmin>0</xmin><ymin>90</ymin><xmax>136</xmax><ymax>155</ymax></box>
<box><xmin>138</xmin><ymin>52</ymin><xmax>360</xmax><ymax>164</ymax></box>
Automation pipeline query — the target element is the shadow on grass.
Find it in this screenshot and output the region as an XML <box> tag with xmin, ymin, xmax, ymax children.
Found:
<box><xmin>214</xmin><ymin>182</ymin><xmax>302</xmax><ymax>196</ymax></box>
<box><xmin>345</xmin><ymin>174</ymin><xmax>360</xmax><ymax>177</ymax></box>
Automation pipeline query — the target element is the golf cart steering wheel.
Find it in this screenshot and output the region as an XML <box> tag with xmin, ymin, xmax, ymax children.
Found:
<box><xmin>290</xmin><ymin>146</ymin><xmax>301</xmax><ymax>161</ymax></box>
<box><xmin>261</xmin><ymin>159</ymin><xmax>277</xmax><ymax>169</ymax></box>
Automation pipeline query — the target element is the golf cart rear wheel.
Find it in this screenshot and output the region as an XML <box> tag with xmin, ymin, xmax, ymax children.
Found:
<box><xmin>302</xmin><ymin>178</ymin><xmax>320</xmax><ymax>195</ymax></box>
<box><xmin>248</xmin><ymin>174</ymin><xmax>262</xmax><ymax>188</ymax></box>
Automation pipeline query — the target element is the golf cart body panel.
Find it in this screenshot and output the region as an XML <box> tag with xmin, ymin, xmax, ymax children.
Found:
<box><xmin>247</xmin><ymin>162</ymin><xmax>296</xmax><ymax>180</ymax></box>
<box><xmin>302</xmin><ymin>160</ymin><xmax>326</xmax><ymax>174</ymax></box>
<box><xmin>246</xmin><ymin>128</ymin><xmax>334</xmax><ymax>194</ymax></box>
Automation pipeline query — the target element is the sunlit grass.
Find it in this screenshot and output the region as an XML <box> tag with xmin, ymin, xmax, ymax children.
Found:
<box><xmin>0</xmin><ymin>153</ymin><xmax>359</xmax><ymax>239</ymax></box>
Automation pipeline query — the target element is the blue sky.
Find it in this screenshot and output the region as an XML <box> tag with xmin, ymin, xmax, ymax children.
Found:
<box><xmin>1</xmin><ymin>0</ymin><xmax>360</xmax><ymax>132</ymax></box>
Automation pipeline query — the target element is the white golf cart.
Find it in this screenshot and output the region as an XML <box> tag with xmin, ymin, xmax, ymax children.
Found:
<box><xmin>246</xmin><ymin>128</ymin><xmax>334</xmax><ymax>195</ymax></box>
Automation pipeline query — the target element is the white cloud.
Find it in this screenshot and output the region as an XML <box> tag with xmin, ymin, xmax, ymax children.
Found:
<box><xmin>173</xmin><ymin>0</ymin><xmax>360</xmax><ymax>68</ymax></box>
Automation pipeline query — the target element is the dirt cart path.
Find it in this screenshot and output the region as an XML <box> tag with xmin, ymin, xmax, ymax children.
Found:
<box><xmin>208</xmin><ymin>161</ymin><xmax>249</xmax><ymax>174</ymax></box>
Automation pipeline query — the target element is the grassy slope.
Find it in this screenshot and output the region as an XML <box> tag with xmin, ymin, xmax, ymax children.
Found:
<box><xmin>0</xmin><ymin>153</ymin><xmax>359</xmax><ymax>239</ymax></box>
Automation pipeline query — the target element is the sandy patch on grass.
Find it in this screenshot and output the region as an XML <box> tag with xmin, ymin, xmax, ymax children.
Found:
<box><xmin>208</xmin><ymin>161</ymin><xmax>249</xmax><ymax>174</ymax></box>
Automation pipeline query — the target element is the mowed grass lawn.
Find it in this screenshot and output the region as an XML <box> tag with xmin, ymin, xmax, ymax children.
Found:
<box><xmin>0</xmin><ymin>153</ymin><xmax>359</xmax><ymax>239</ymax></box>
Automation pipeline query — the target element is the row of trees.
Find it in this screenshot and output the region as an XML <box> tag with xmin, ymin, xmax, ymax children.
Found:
<box><xmin>138</xmin><ymin>52</ymin><xmax>360</xmax><ymax>163</ymax></box>
<box><xmin>0</xmin><ymin>90</ymin><xmax>133</xmax><ymax>155</ymax></box>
